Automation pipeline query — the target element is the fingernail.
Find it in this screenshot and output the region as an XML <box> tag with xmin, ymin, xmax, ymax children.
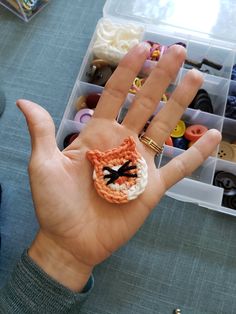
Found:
<box><xmin>137</xmin><ymin>41</ymin><xmax>151</xmax><ymax>54</ymax></box>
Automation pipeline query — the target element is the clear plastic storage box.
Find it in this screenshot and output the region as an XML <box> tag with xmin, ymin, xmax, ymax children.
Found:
<box><xmin>56</xmin><ymin>0</ymin><xmax>236</xmax><ymax>216</ymax></box>
<box><xmin>0</xmin><ymin>0</ymin><xmax>49</xmax><ymax>22</ymax></box>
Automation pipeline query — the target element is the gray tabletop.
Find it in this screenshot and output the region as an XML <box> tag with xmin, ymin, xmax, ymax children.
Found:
<box><xmin>1</xmin><ymin>1</ymin><xmax>236</xmax><ymax>313</ymax></box>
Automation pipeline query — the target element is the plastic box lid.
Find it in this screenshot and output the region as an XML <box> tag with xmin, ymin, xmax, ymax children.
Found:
<box><xmin>104</xmin><ymin>0</ymin><xmax>236</xmax><ymax>44</ymax></box>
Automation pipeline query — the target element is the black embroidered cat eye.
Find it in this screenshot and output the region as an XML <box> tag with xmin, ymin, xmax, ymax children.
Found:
<box><xmin>103</xmin><ymin>160</ymin><xmax>137</xmax><ymax>185</ymax></box>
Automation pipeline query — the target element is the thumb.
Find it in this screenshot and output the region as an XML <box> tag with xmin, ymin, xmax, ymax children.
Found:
<box><xmin>17</xmin><ymin>99</ymin><xmax>58</xmax><ymax>158</ymax></box>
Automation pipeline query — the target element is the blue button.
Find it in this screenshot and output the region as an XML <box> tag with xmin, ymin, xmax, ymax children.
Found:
<box><xmin>225</xmin><ymin>96</ymin><xmax>236</xmax><ymax>119</ymax></box>
<box><xmin>172</xmin><ymin>137</ymin><xmax>189</xmax><ymax>150</ymax></box>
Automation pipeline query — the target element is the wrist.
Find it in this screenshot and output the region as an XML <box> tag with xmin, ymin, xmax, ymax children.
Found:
<box><xmin>29</xmin><ymin>230</ymin><xmax>93</xmax><ymax>292</ymax></box>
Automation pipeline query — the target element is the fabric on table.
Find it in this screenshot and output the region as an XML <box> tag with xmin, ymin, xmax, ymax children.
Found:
<box><xmin>1</xmin><ymin>1</ymin><xmax>236</xmax><ymax>313</ymax></box>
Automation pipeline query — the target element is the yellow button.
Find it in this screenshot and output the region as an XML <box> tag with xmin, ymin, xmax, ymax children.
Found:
<box><xmin>218</xmin><ymin>141</ymin><xmax>235</xmax><ymax>161</ymax></box>
<box><xmin>171</xmin><ymin>120</ymin><xmax>186</xmax><ymax>138</ymax></box>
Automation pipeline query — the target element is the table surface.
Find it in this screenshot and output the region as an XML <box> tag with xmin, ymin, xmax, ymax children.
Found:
<box><xmin>1</xmin><ymin>1</ymin><xmax>236</xmax><ymax>313</ymax></box>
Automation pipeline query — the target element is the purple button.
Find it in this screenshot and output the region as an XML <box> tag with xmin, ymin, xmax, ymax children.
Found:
<box><xmin>74</xmin><ymin>108</ymin><xmax>94</xmax><ymax>124</ymax></box>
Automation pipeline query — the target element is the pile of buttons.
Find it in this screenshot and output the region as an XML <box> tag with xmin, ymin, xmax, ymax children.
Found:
<box><xmin>145</xmin><ymin>41</ymin><xmax>186</xmax><ymax>62</ymax></box>
<box><xmin>231</xmin><ymin>64</ymin><xmax>236</xmax><ymax>81</ymax></box>
<box><xmin>214</xmin><ymin>171</ymin><xmax>236</xmax><ymax>209</ymax></box>
<box><xmin>63</xmin><ymin>93</ymin><xmax>101</xmax><ymax>149</ymax></box>
<box><xmin>87</xmin><ymin>59</ymin><xmax>114</xmax><ymax>86</ymax></box>
<box><xmin>189</xmin><ymin>89</ymin><xmax>213</xmax><ymax>113</ymax></box>
<box><xmin>217</xmin><ymin>140</ymin><xmax>236</xmax><ymax>162</ymax></box>
<box><xmin>225</xmin><ymin>95</ymin><xmax>236</xmax><ymax>119</ymax></box>
<box><xmin>166</xmin><ymin>120</ymin><xmax>208</xmax><ymax>150</ymax></box>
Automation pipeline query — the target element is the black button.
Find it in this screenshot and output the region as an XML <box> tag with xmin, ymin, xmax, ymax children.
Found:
<box><xmin>63</xmin><ymin>133</ymin><xmax>79</xmax><ymax>149</ymax></box>
<box><xmin>214</xmin><ymin>171</ymin><xmax>236</xmax><ymax>190</ymax></box>
<box><xmin>189</xmin><ymin>89</ymin><xmax>213</xmax><ymax>113</ymax></box>
<box><xmin>223</xmin><ymin>195</ymin><xmax>236</xmax><ymax>209</ymax></box>
<box><xmin>88</xmin><ymin>66</ymin><xmax>113</xmax><ymax>86</ymax></box>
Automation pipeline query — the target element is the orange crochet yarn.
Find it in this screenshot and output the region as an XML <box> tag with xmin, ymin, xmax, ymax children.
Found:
<box><xmin>87</xmin><ymin>137</ymin><xmax>148</xmax><ymax>204</ymax></box>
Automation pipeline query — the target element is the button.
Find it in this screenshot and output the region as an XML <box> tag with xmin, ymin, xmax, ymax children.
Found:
<box><xmin>217</xmin><ymin>141</ymin><xmax>235</xmax><ymax>161</ymax></box>
<box><xmin>74</xmin><ymin>108</ymin><xmax>94</xmax><ymax>124</ymax></box>
<box><xmin>189</xmin><ymin>89</ymin><xmax>213</xmax><ymax>113</ymax></box>
<box><xmin>63</xmin><ymin>133</ymin><xmax>79</xmax><ymax>149</ymax></box>
<box><xmin>165</xmin><ymin>136</ymin><xmax>173</xmax><ymax>146</ymax></box>
<box><xmin>184</xmin><ymin>124</ymin><xmax>208</xmax><ymax>142</ymax></box>
<box><xmin>92</xmin><ymin>59</ymin><xmax>110</xmax><ymax>68</ymax></box>
<box><xmin>171</xmin><ymin>120</ymin><xmax>186</xmax><ymax>138</ymax></box>
<box><xmin>86</xmin><ymin>93</ymin><xmax>101</xmax><ymax>109</ymax></box>
<box><xmin>214</xmin><ymin>171</ymin><xmax>236</xmax><ymax>209</ymax></box>
<box><xmin>231</xmin><ymin>64</ymin><xmax>236</xmax><ymax>81</ymax></box>
<box><xmin>173</xmin><ymin>136</ymin><xmax>189</xmax><ymax>150</ymax></box>
<box><xmin>214</xmin><ymin>171</ymin><xmax>236</xmax><ymax>190</ymax></box>
<box><xmin>0</xmin><ymin>89</ymin><xmax>6</xmax><ymax>117</ymax></box>
<box><xmin>223</xmin><ymin>195</ymin><xmax>236</xmax><ymax>209</ymax></box>
<box><xmin>231</xmin><ymin>144</ymin><xmax>236</xmax><ymax>162</ymax></box>
<box><xmin>75</xmin><ymin>96</ymin><xmax>87</xmax><ymax>111</ymax></box>
<box><xmin>89</xmin><ymin>66</ymin><xmax>113</xmax><ymax>86</ymax></box>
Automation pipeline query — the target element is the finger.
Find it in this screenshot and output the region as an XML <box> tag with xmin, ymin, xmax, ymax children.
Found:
<box><xmin>16</xmin><ymin>99</ymin><xmax>58</xmax><ymax>158</ymax></box>
<box><xmin>158</xmin><ymin>129</ymin><xmax>222</xmax><ymax>190</ymax></box>
<box><xmin>93</xmin><ymin>42</ymin><xmax>150</xmax><ymax>120</ymax></box>
<box><xmin>122</xmin><ymin>44</ymin><xmax>186</xmax><ymax>132</ymax></box>
<box><xmin>143</xmin><ymin>69</ymin><xmax>203</xmax><ymax>153</ymax></box>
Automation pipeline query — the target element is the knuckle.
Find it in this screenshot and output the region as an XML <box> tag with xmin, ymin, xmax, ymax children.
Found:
<box><xmin>174</xmin><ymin>157</ymin><xmax>189</xmax><ymax>178</ymax></box>
<box><xmin>135</xmin><ymin>93</ymin><xmax>156</xmax><ymax>112</ymax></box>
<box><xmin>103</xmin><ymin>84</ymin><xmax>126</xmax><ymax>102</ymax></box>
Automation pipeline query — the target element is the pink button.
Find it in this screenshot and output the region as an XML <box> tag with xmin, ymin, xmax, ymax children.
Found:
<box><xmin>74</xmin><ymin>108</ymin><xmax>94</xmax><ymax>124</ymax></box>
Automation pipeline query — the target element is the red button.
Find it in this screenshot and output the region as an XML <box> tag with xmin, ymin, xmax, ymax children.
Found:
<box><xmin>86</xmin><ymin>93</ymin><xmax>101</xmax><ymax>109</ymax></box>
<box><xmin>165</xmin><ymin>136</ymin><xmax>173</xmax><ymax>146</ymax></box>
<box><xmin>184</xmin><ymin>124</ymin><xmax>208</xmax><ymax>142</ymax></box>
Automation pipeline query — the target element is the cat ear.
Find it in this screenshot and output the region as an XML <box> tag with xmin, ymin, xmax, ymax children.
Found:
<box><xmin>122</xmin><ymin>136</ymin><xmax>136</xmax><ymax>150</ymax></box>
<box><xmin>87</xmin><ymin>150</ymin><xmax>102</xmax><ymax>164</ymax></box>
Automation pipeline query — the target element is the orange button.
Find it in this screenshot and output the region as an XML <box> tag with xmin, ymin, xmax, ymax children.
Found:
<box><xmin>184</xmin><ymin>124</ymin><xmax>208</xmax><ymax>142</ymax></box>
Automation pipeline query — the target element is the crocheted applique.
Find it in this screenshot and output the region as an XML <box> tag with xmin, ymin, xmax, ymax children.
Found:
<box><xmin>87</xmin><ymin>137</ymin><xmax>148</xmax><ymax>204</ymax></box>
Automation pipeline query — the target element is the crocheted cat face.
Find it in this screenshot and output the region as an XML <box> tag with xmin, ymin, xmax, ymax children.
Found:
<box><xmin>87</xmin><ymin>137</ymin><xmax>148</xmax><ymax>204</ymax></box>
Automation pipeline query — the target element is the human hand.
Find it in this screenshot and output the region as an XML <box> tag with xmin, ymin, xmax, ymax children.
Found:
<box><xmin>17</xmin><ymin>43</ymin><xmax>221</xmax><ymax>291</ymax></box>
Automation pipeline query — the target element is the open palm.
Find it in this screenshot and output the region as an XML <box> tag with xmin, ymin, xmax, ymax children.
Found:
<box><xmin>18</xmin><ymin>43</ymin><xmax>221</xmax><ymax>290</ymax></box>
